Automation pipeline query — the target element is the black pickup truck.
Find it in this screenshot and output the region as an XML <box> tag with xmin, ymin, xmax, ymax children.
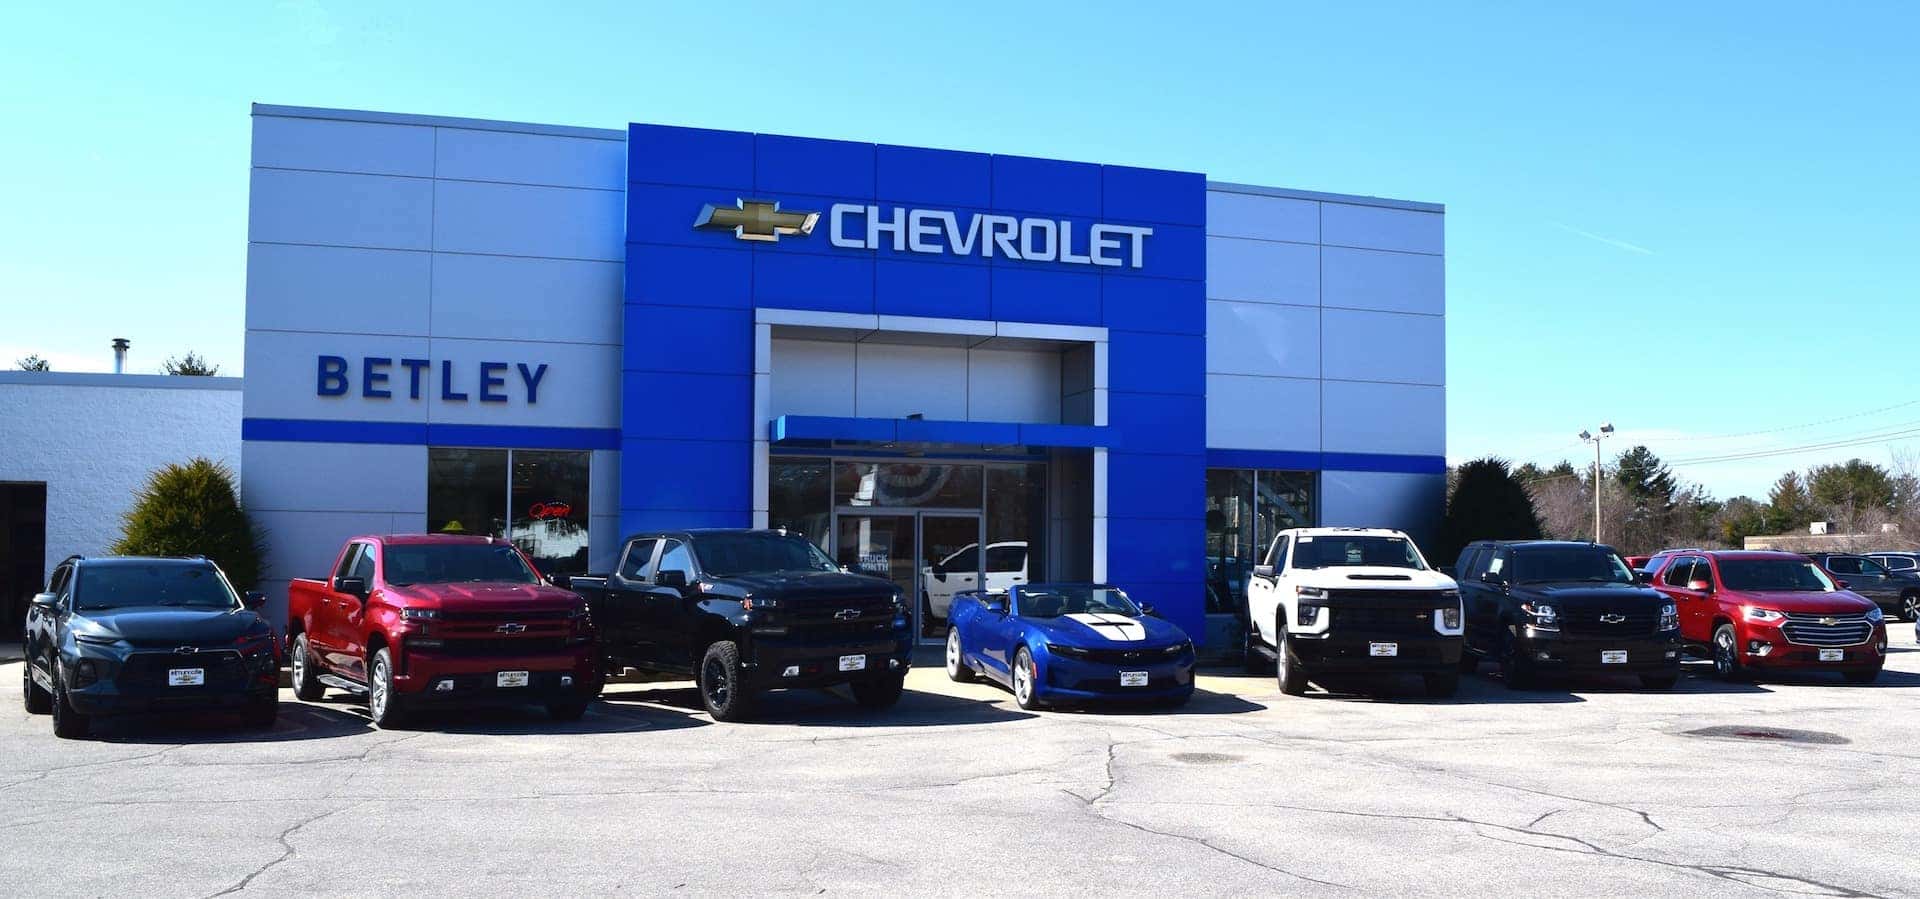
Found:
<box><xmin>566</xmin><ymin>529</ymin><xmax>913</xmax><ymax>721</ymax></box>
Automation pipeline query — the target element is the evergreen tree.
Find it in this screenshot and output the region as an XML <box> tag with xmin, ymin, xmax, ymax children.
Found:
<box><xmin>1766</xmin><ymin>472</ymin><xmax>1817</xmax><ymax>532</ymax></box>
<box><xmin>1807</xmin><ymin>459</ymin><xmax>1896</xmax><ymax>514</ymax></box>
<box><xmin>16</xmin><ymin>354</ymin><xmax>51</xmax><ymax>371</ymax></box>
<box><xmin>1614</xmin><ymin>445</ymin><xmax>1678</xmax><ymax>512</ymax></box>
<box><xmin>1436</xmin><ymin>457</ymin><xmax>1544</xmax><ymax>564</ymax></box>
<box><xmin>111</xmin><ymin>458</ymin><xmax>265</xmax><ymax>589</ymax></box>
<box><xmin>163</xmin><ymin>351</ymin><xmax>220</xmax><ymax>376</ymax></box>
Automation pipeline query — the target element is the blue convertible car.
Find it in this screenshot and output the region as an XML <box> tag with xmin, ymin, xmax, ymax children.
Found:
<box><xmin>945</xmin><ymin>583</ymin><xmax>1196</xmax><ymax>709</ymax></box>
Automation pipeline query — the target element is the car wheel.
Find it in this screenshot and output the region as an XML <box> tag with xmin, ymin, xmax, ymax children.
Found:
<box><xmin>1012</xmin><ymin>647</ymin><xmax>1044</xmax><ymax>710</ymax></box>
<box><xmin>1457</xmin><ymin>648</ymin><xmax>1480</xmax><ymax>675</ymax></box>
<box><xmin>1276</xmin><ymin>621</ymin><xmax>1308</xmax><ymax>696</ymax></box>
<box><xmin>21</xmin><ymin>654</ymin><xmax>51</xmax><ymax>715</ymax></box>
<box><xmin>367</xmin><ymin>648</ymin><xmax>409</xmax><ymax>729</ymax></box>
<box><xmin>1711</xmin><ymin>623</ymin><xmax>1751</xmax><ymax>682</ymax></box>
<box><xmin>945</xmin><ymin>629</ymin><xmax>976</xmax><ymax>683</ymax></box>
<box><xmin>1423</xmin><ymin>671</ymin><xmax>1460</xmax><ymax>698</ymax></box>
<box><xmin>1844</xmin><ymin>666</ymin><xmax>1882</xmax><ymax>685</ymax></box>
<box><xmin>1640</xmin><ymin>673</ymin><xmax>1680</xmax><ymax>691</ymax></box>
<box><xmin>290</xmin><ymin>633</ymin><xmax>325</xmax><ymax>701</ymax></box>
<box><xmin>51</xmin><ymin>665</ymin><xmax>90</xmax><ymax>740</ymax></box>
<box><xmin>1903</xmin><ymin>593</ymin><xmax>1920</xmax><ymax>623</ymax></box>
<box><xmin>850</xmin><ymin>673</ymin><xmax>906</xmax><ymax>709</ymax></box>
<box><xmin>242</xmin><ymin>692</ymin><xmax>279</xmax><ymax>729</ymax></box>
<box><xmin>546</xmin><ymin>695</ymin><xmax>592</xmax><ymax>721</ymax></box>
<box><xmin>1500</xmin><ymin>629</ymin><xmax>1535</xmax><ymax>690</ymax></box>
<box><xmin>699</xmin><ymin>641</ymin><xmax>756</xmax><ymax>722</ymax></box>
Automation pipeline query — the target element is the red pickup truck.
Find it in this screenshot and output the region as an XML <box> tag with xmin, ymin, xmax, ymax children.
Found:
<box><xmin>287</xmin><ymin>535</ymin><xmax>600</xmax><ymax>727</ymax></box>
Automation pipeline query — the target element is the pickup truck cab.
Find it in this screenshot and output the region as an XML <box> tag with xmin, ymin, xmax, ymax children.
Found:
<box><xmin>1455</xmin><ymin>541</ymin><xmax>1683</xmax><ymax>690</ymax></box>
<box><xmin>569</xmin><ymin>529</ymin><xmax>912</xmax><ymax>721</ymax></box>
<box><xmin>1245</xmin><ymin>527</ymin><xmax>1464</xmax><ymax>697</ymax></box>
<box><xmin>286</xmin><ymin>535</ymin><xmax>600</xmax><ymax>728</ymax></box>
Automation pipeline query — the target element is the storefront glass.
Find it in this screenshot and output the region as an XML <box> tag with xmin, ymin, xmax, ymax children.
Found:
<box><xmin>834</xmin><ymin>462</ymin><xmax>983</xmax><ymax>509</ymax></box>
<box><xmin>768</xmin><ymin>457</ymin><xmax>831</xmax><ymax>552</ymax></box>
<box><xmin>426</xmin><ymin>447</ymin><xmax>592</xmax><ymax>576</ymax></box>
<box><xmin>1204</xmin><ymin>468</ymin><xmax>1317</xmax><ymax>614</ymax></box>
<box><xmin>428</xmin><ymin>448</ymin><xmax>508</xmax><ymax>539</ymax></box>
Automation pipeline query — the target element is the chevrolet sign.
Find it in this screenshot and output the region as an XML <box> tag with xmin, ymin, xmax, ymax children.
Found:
<box><xmin>829</xmin><ymin>204</ymin><xmax>1152</xmax><ymax>269</ymax></box>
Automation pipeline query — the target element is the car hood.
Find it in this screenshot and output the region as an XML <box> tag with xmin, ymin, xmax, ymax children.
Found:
<box><xmin>1291</xmin><ymin>566</ymin><xmax>1458</xmax><ymax>591</ymax></box>
<box><xmin>1510</xmin><ymin>582</ymin><xmax>1670</xmax><ymax>609</ymax></box>
<box><xmin>1722</xmin><ymin>590</ymin><xmax>1879</xmax><ymax>615</ymax></box>
<box><xmin>1028</xmin><ymin>613</ymin><xmax>1190</xmax><ymax>647</ymax></box>
<box><xmin>386</xmin><ymin>582</ymin><xmax>581</xmax><ymax>612</ymax></box>
<box><xmin>74</xmin><ymin>607</ymin><xmax>268</xmax><ymax>645</ymax></box>
<box><xmin>714</xmin><ymin>570</ymin><xmax>898</xmax><ymax>602</ymax></box>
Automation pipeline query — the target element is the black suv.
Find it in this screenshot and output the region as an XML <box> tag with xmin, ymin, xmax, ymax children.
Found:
<box><xmin>1805</xmin><ymin>552</ymin><xmax>1920</xmax><ymax>621</ymax></box>
<box><xmin>22</xmin><ymin>556</ymin><xmax>280</xmax><ymax>738</ymax></box>
<box><xmin>567</xmin><ymin>529</ymin><xmax>912</xmax><ymax>721</ymax></box>
<box><xmin>1454</xmin><ymin>541</ymin><xmax>1682</xmax><ymax>689</ymax></box>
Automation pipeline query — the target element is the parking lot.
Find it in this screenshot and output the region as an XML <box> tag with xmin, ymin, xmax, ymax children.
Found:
<box><xmin>4</xmin><ymin>641</ymin><xmax>1920</xmax><ymax>898</ymax></box>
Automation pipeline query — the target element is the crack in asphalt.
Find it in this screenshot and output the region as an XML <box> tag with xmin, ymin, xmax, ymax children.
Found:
<box><xmin>203</xmin><ymin>801</ymin><xmax>368</xmax><ymax>897</ymax></box>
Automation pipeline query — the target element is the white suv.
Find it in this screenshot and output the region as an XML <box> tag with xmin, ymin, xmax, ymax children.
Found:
<box><xmin>1244</xmin><ymin>527</ymin><xmax>1464</xmax><ymax>697</ymax></box>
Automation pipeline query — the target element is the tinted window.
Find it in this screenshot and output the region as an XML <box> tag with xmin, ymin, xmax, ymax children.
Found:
<box><xmin>383</xmin><ymin>543</ymin><xmax>538</xmax><ymax>587</ymax></box>
<box><xmin>1855</xmin><ymin>557</ymin><xmax>1890</xmax><ymax>577</ymax></box>
<box><xmin>942</xmin><ymin>545</ymin><xmax>980</xmax><ymax>572</ymax></box>
<box><xmin>690</xmin><ymin>533</ymin><xmax>838</xmax><ymax>577</ymax></box>
<box><xmin>619</xmin><ymin>539</ymin><xmax>658</xmax><ymax>581</ymax></box>
<box><xmin>1455</xmin><ymin>547</ymin><xmax>1484</xmax><ymax>579</ymax></box>
<box><xmin>1824</xmin><ymin>556</ymin><xmax>1862</xmax><ymax>575</ymax></box>
<box><xmin>333</xmin><ymin>545</ymin><xmax>362</xmax><ymax>581</ymax></box>
<box><xmin>76</xmin><ymin>564</ymin><xmax>235</xmax><ymax>610</ymax></box>
<box><xmin>985</xmin><ymin>544</ymin><xmax>1026</xmax><ymax>574</ymax></box>
<box><xmin>657</xmin><ymin>541</ymin><xmax>696</xmax><ymax>582</ymax></box>
<box><xmin>1720</xmin><ymin>559</ymin><xmax>1835</xmax><ymax>592</ymax></box>
<box><xmin>1881</xmin><ymin>556</ymin><xmax>1917</xmax><ymax>572</ymax></box>
<box><xmin>1016</xmin><ymin>585</ymin><xmax>1140</xmax><ymax>619</ymax></box>
<box><xmin>348</xmin><ymin>546</ymin><xmax>376</xmax><ymax>581</ymax></box>
<box><xmin>1660</xmin><ymin>557</ymin><xmax>1694</xmax><ymax>587</ymax></box>
<box><xmin>1270</xmin><ymin>536</ymin><xmax>1291</xmax><ymax>569</ymax></box>
<box><xmin>1293</xmin><ymin>535</ymin><xmax>1425</xmax><ymax>570</ymax></box>
<box><xmin>1510</xmin><ymin>548</ymin><xmax>1635</xmax><ymax>585</ymax></box>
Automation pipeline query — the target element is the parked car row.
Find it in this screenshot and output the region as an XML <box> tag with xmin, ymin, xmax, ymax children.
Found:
<box><xmin>16</xmin><ymin>526</ymin><xmax>1906</xmax><ymax>740</ymax></box>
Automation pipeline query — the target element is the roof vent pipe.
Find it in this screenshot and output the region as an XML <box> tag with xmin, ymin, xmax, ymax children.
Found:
<box><xmin>112</xmin><ymin>338</ymin><xmax>129</xmax><ymax>374</ymax></box>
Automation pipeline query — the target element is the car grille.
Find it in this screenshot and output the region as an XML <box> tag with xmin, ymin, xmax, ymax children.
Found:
<box><xmin>1325</xmin><ymin>589</ymin><xmax>1448</xmax><ymax>606</ymax></box>
<box><xmin>1066</xmin><ymin>647</ymin><xmax>1180</xmax><ymax>665</ymax></box>
<box><xmin>432</xmin><ymin>637</ymin><xmax>571</xmax><ymax>657</ymax></box>
<box><xmin>1780</xmin><ymin>612</ymin><xmax>1873</xmax><ymax>647</ymax></box>
<box><xmin>781</xmin><ymin>599</ymin><xmax>897</xmax><ymax>642</ymax></box>
<box><xmin>1558</xmin><ymin>609</ymin><xmax>1661</xmax><ymax>638</ymax></box>
<box><xmin>117</xmin><ymin>650</ymin><xmax>250</xmax><ymax>691</ymax></box>
<box><xmin>438</xmin><ymin>608</ymin><xmax>573</xmax><ymax>622</ymax></box>
<box><xmin>1329</xmin><ymin>605</ymin><xmax>1438</xmax><ymax>636</ymax></box>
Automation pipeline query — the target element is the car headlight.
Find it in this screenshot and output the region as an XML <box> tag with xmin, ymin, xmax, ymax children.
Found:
<box><xmin>1439</xmin><ymin>606</ymin><xmax>1461</xmax><ymax>630</ymax></box>
<box><xmin>1521</xmin><ymin>602</ymin><xmax>1558</xmax><ymax>627</ymax></box>
<box><xmin>566</xmin><ymin>603</ymin><xmax>589</xmax><ymax>620</ymax></box>
<box><xmin>73</xmin><ymin>632</ymin><xmax>122</xmax><ymax>646</ymax></box>
<box><xmin>1865</xmin><ymin>606</ymin><xmax>1883</xmax><ymax>624</ymax></box>
<box><xmin>1743</xmin><ymin>606</ymin><xmax>1786</xmax><ymax>623</ymax></box>
<box><xmin>401</xmin><ymin>608</ymin><xmax>441</xmax><ymax>620</ymax></box>
<box><xmin>1161</xmin><ymin>641</ymin><xmax>1191</xmax><ymax>656</ymax></box>
<box><xmin>1047</xmin><ymin>643</ymin><xmax>1090</xmax><ymax>659</ymax></box>
<box><xmin>1659</xmin><ymin>604</ymin><xmax>1678</xmax><ymax>631</ymax></box>
<box><xmin>1296</xmin><ymin>604</ymin><xmax>1323</xmax><ymax>626</ymax></box>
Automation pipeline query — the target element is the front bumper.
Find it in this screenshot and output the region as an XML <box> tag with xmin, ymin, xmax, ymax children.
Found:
<box><xmin>744</xmin><ymin>633</ymin><xmax>914</xmax><ymax>690</ymax></box>
<box><xmin>1738</xmin><ymin>632</ymin><xmax>1888</xmax><ymax>670</ymax></box>
<box><xmin>394</xmin><ymin>643</ymin><xmax>602</xmax><ymax>702</ymax></box>
<box><xmin>63</xmin><ymin>648</ymin><xmax>279</xmax><ymax>716</ymax></box>
<box><xmin>1035</xmin><ymin>650</ymin><xmax>1197</xmax><ymax>703</ymax></box>
<box><xmin>1288</xmin><ymin>629</ymin><xmax>1462</xmax><ymax>674</ymax></box>
<box><xmin>1515</xmin><ymin>628</ymin><xmax>1683</xmax><ymax>674</ymax></box>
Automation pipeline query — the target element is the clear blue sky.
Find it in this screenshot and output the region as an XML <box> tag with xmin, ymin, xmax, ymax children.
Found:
<box><xmin>3</xmin><ymin>2</ymin><xmax>1914</xmax><ymax>500</ymax></box>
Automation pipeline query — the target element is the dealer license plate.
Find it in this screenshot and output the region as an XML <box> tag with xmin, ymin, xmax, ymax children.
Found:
<box><xmin>1601</xmin><ymin>650</ymin><xmax>1629</xmax><ymax>664</ymax></box>
<box><xmin>1369</xmin><ymin>642</ymin><xmax>1398</xmax><ymax>657</ymax></box>
<box><xmin>497</xmin><ymin>671</ymin><xmax>530</xmax><ymax>688</ymax></box>
<box><xmin>168</xmin><ymin>668</ymin><xmax>204</xmax><ymax>687</ymax></box>
<box><xmin>1819</xmin><ymin>648</ymin><xmax>1845</xmax><ymax>662</ymax></box>
<box><xmin>838</xmin><ymin>654</ymin><xmax>867</xmax><ymax>672</ymax></box>
<box><xmin>1119</xmin><ymin>671</ymin><xmax>1149</xmax><ymax>687</ymax></box>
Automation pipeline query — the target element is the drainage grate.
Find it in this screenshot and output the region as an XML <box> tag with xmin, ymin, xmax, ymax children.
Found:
<box><xmin>1681</xmin><ymin>725</ymin><xmax>1849</xmax><ymax>745</ymax></box>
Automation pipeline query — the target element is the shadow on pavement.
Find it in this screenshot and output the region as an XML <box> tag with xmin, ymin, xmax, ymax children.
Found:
<box><xmin>1037</xmin><ymin>686</ymin><xmax>1267</xmax><ymax>716</ymax></box>
<box><xmin>83</xmin><ymin>700</ymin><xmax>375</xmax><ymax>744</ymax></box>
<box><xmin>598</xmin><ymin>681</ymin><xmax>1038</xmax><ymax>727</ymax></box>
<box><xmin>321</xmin><ymin>695</ymin><xmax>712</xmax><ymax>736</ymax></box>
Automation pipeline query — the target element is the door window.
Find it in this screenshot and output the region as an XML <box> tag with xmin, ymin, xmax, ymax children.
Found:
<box><xmin>657</xmin><ymin>541</ymin><xmax>696</xmax><ymax>584</ymax></box>
<box><xmin>619</xmin><ymin>539</ymin><xmax>659</xmax><ymax>582</ymax></box>
<box><xmin>1880</xmin><ymin>556</ymin><xmax>1916</xmax><ymax>572</ymax></box>
<box><xmin>985</xmin><ymin>544</ymin><xmax>1027</xmax><ymax>574</ymax></box>
<box><xmin>1855</xmin><ymin>557</ymin><xmax>1890</xmax><ymax>577</ymax></box>
<box><xmin>333</xmin><ymin>545</ymin><xmax>363</xmax><ymax>582</ymax></box>
<box><xmin>1269</xmin><ymin>536</ymin><xmax>1291</xmax><ymax>570</ymax></box>
<box><xmin>1660</xmin><ymin>557</ymin><xmax>1693</xmax><ymax>587</ymax></box>
<box><xmin>348</xmin><ymin>545</ymin><xmax>376</xmax><ymax>582</ymax></box>
<box><xmin>1824</xmin><ymin>556</ymin><xmax>1861</xmax><ymax>575</ymax></box>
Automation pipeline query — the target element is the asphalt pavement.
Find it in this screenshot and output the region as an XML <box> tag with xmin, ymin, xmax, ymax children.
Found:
<box><xmin>4</xmin><ymin>636</ymin><xmax>1920</xmax><ymax>897</ymax></box>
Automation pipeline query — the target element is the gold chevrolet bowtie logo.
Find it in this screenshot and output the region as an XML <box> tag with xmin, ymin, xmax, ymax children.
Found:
<box><xmin>693</xmin><ymin>199</ymin><xmax>820</xmax><ymax>243</ymax></box>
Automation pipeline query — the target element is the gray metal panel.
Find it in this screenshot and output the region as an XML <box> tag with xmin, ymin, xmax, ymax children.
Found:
<box><xmin>251</xmin><ymin>103</ymin><xmax>625</xmax><ymax>142</ymax></box>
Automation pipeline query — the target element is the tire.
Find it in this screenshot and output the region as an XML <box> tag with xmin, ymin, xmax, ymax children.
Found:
<box><xmin>1710</xmin><ymin>623</ymin><xmax>1751</xmax><ymax>682</ymax></box>
<box><xmin>547</xmin><ymin>695</ymin><xmax>592</xmax><ymax>721</ymax></box>
<box><xmin>1902</xmin><ymin>593</ymin><xmax>1920</xmax><ymax>623</ymax></box>
<box><xmin>1012</xmin><ymin>647</ymin><xmax>1044</xmax><ymax>710</ymax></box>
<box><xmin>1423</xmin><ymin>671</ymin><xmax>1460</xmax><ymax>698</ymax></box>
<box><xmin>242</xmin><ymin>692</ymin><xmax>279</xmax><ymax>729</ymax></box>
<box><xmin>698</xmin><ymin>641</ymin><xmax>756</xmax><ymax>722</ymax></box>
<box><xmin>1500</xmin><ymin>629</ymin><xmax>1536</xmax><ymax>690</ymax></box>
<box><xmin>1276</xmin><ymin>621</ymin><xmax>1308</xmax><ymax>696</ymax></box>
<box><xmin>1844</xmin><ymin>667</ymin><xmax>1882</xmax><ymax>685</ymax></box>
<box><xmin>945</xmin><ymin>628</ymin><xmax>976</xmax><ymax>683</ymax></box>
<box><xmin>289</xmin><ymin>632</ymin><xmax>324</xmax><ymax>702</ymax></box>
<box><xmin>51</xmin><ymin>666</ymin><xmax>91</xmax><ymax>740</ymax></box>
<box><xmin>367</xmin><ymin>648</ymin><xmax>409</xmax><ymax>729</ymax></box>
<box><xmin>1457</xmin><ymin>649</ymin><xmax>1480</xmax><ymax>675</ymax></box>
<box><xmin>850</xmin><ymin>673</ymin><xmax>906</xmax><ymax>709</ymax></box>
<box><xmin>22</xmin><ymin>654</ymin><xmax>51</xmax><ymax>715</ymax></box>
<box><xmin>1640</xmin><ymin>673</ymin><xmax>1680</xmax><ymax>691</ymax></box>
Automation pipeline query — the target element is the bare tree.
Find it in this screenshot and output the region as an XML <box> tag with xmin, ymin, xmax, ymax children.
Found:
<box><xmin>163</xmin><ymin>351</ymin><xmax>219</xmax><ymax>376</ymax></box>
<box><xmin>16</xmin><ymin>354</ymin><xmax>51</xmax><ymax>371</ymax></box>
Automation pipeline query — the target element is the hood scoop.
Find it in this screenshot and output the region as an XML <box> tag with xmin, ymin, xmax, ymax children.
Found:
<box><xmin>1347</xmin><ymin>573</ymin><xmax>1413</xmax><ymax>581</ymax></box>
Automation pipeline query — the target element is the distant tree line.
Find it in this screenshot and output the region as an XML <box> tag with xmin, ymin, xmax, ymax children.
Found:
<box><xmin>13</xmin><ymin>350</ymin><xmax>221</xmax><ymax>375</ymax></box>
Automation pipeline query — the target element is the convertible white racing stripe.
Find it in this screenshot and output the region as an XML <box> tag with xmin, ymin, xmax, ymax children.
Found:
<box><xmin>1066</xmin><ymin>613</ymin><xmax>1147</xmax><ymax>642</ymax></box>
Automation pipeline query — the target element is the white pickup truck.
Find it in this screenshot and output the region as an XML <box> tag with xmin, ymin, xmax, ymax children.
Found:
<box><xmin>1244</xmin><ymin>527</ymin><xmax>1464</xmax><ymax>697</ymax></box>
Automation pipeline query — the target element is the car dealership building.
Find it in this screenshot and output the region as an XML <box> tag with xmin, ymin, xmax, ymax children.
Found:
<box><xmin>219</xmin><ymin>103</ymin><xmax>1446</xmax><ymax>646</ymax></box>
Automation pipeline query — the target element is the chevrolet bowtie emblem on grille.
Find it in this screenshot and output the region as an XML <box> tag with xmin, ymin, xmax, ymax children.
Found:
<box><xmin>1599</xmin><ymin>613</ymin><xmax>1626</xmax><ymax>624</ymax></box>
<box><xmin>1820</xmin><ymin>617</ymin><xmax>1837</xmax><ymax>626</ymax></box>
<box><xmin>175</xmin><ymin>646</ymin><xmax>199</xmax><ymax>655</ymax></box>
<box><xmin>496</xmin><ymin>623</ymin><xmax>527</xmax><ymax>635</ymax></box>
<box><xmin>694</xmin><ymin>199</ymin><xmax>820</xmax><ymax>243</ymax></box>
<box><xmin>834</xmin><ymin>609</ymin><xmax>860</xmax><ymax>621</ymax></box>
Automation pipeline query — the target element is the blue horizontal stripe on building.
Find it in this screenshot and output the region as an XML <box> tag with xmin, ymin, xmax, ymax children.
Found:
<box><xmin>1206</xmin><ymin>448</ymin><xmax>1446</xmax><ymax>476</ymax></box>
<box><xmin>241</xmin><ymin>418</ymin><xmax>620</xmax><ymax>451</ymax></box>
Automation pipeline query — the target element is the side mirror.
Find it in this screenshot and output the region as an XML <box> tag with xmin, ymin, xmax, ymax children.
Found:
<box><xmin>1837</xmin><ymin>579</ymin><xmax>1851</xmax><ymax>590</ymax></box>
<box><xmin>332</xmin><ymin>576</ymin><xmax>367</xmax><ymax>597</ymax></box>
<box><xmin>1636</xmin><ymin>571</ymin><xmax>1654</xmax><ymax>585</ymax></box>
<box><xmin>1686</xmin><ymin>579</ymin><xmax>1713</xmax><ymax>593</ymax></box>
<box><xmin>1252</xmin><ymin>565</ymin><xmax>1275</xmax><ymax>578</ymax></box>
<box><xmin>30</xmin><ymin>592</ymin><xmax>58</xmax><ymax>609</ymax></box>
<box><xmin>243</xmin><ymin>591</ymin><xmax>268</xmax><ymax>610</ymax></box>
<box><xmin>1138</xmin><ymin>601</ymin><xmax>1157</xmax><ymax>617</ymax></box>
<box><xmin>656</xmin><ymin>569</ymin><xmax>689</xmax><ymax>589</ymax></box>
<box><xmin>983</xmin><ymin>596</ymin><xmax>1008</xmax><ymax>615</ymax></box>
<box><xmin>1480</xmin><ymin>571</ymin><xmax>1508</xmax><ymax>588</ymax></box>
<box><xmin>545</xmin><ymin>572</ymin><xmax>572</xmax><ymax>589</ymax></box>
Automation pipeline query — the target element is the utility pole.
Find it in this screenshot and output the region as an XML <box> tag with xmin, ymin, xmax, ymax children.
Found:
<box><xmin>1579</xmin><ymin>423</ymin><xmax>1615</xmax><ymax>542</ymax></box>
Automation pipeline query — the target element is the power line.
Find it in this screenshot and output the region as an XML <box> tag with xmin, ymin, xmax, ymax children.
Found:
<box><xmin>1654</xmin><ymin>398</ymin><xmax>1920</xmax><ymax>442</ymax></box>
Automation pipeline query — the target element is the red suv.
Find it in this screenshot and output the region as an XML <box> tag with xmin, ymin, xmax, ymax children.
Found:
<box><xmin>1645</xmin><ymin>550</ymin><xmax>1887</xmax><ymax>682</ymax></box>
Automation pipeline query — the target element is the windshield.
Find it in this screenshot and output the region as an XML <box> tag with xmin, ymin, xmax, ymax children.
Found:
<box><xmin>692</xmin><ymin>533</ymin><xmax>839</xmax><ymax>577</ymax></box>
<box><xmin>1016</xmin><ymin>585</ymin><xmax>1141</xmax><ymax>619</ymax></box>
<box><xmin>384</xmin><ymin>544</ymin><xmax>539</xmax><ymax>586</ymax></box>
<box><xmin>1292</xmin><ymin>536</ymin><xmax>1426</xmax><ymax>570</ymax></box>
<box><xmin>76</xmin><ymin>564</ymin><xmax>236</xmax><ymax>610</ymax></box>
<box><xmin>1511</xmin><ymin>548</ymin><xmax>1636</xmax><ymax>585</ymax></box>
<box><xmin>1718</xmin><ymin>559</ymin><xmax>1836</xmax><ymax>592</ymax></box>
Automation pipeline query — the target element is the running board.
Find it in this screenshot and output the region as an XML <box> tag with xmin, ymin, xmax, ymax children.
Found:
<box><xmin>1249</xmin><ymin>644</ymin><xmax>1278</xmax><ymax>661</ymax></box>
<box><xmin>318</xmin><ymin>674</ymin><xmax>369</xmax><ymax>694</ymax></box>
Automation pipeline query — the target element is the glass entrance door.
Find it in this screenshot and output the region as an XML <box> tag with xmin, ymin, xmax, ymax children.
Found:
<box><xmin>833</xmin><ymin>510</ymin><xmax>984</xmax><ymax>644</ymax></box>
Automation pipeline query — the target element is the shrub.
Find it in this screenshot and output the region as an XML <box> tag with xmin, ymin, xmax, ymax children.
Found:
<box><xmin>111</xmin><ymin>458</ymin><xmax>265</xmax><ymax>589</ymax></box>
<box><xmin>1435</xmin><ymin>457</ymin><xmax>1544</xmax><ymax>565</ymax></box>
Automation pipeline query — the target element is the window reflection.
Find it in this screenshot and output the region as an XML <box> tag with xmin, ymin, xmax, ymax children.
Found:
<box><xmin>768</xmin><ymin>457</ymin><xmax>831</xmax><ymax>552</ymax></box>
<box><xmin>1205</xmin><ymin>468</ymin><xmax>1316</xmax><ymax>614</ymax></box>
<box><xmin>509</xmin><ymin>450</ymin><xmax>591</xmax><ymax>576</ymax></box>
<box><xmin>428</xmin><ymin>448</ymin><xmax>508</xmax><ymax>538</ymax></box>
<box><xmin>834</xmin><ymin>462</ymin><xmax>983</xmax><ymax>508</ymax></box>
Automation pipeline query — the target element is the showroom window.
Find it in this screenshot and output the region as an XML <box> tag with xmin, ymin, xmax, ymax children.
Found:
<box><xmin>427</xmin><ymin>448</ymin><xmax>591</xmax><ymax>576</ymax></box>
<box><xmin>768</xmin><ymin>457</ymin><xmax>831</xmax><ymax>552</ymax></box>
<box><xmin>1205</xmin><ymin>468</ymin><xmax>1316</xmax><ymax>614</ymax></box>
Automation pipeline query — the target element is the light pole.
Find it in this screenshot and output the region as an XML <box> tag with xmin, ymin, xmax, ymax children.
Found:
<box><xmin>1578</xmin><ymin>423</ymin><xmax>1615</xmax><ymax>542</ymax></box>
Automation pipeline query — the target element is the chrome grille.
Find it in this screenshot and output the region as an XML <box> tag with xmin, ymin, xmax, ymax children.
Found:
<box><xmin>1780</xmin><ymin>612</ymin><xmax>1873</xmax><ymax>647</ymax></box>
